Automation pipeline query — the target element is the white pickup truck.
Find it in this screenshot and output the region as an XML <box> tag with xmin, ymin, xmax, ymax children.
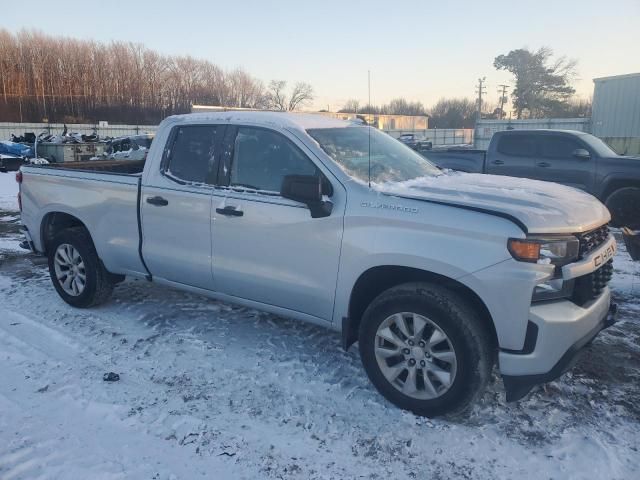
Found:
<box><xmin>18</xmin><ymin>112</ymin><xmax>618</xmax><ymax>417</ymax></box>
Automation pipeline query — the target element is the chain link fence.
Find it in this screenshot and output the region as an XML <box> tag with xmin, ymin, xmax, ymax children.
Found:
<box><xmin>1</xmin><ymin>121</ymin><xmax>474</xmax><ymax>148</ymax></box>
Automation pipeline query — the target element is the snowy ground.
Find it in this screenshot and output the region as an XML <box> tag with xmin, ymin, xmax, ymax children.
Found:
<box><xmin>0</xmin><ymin>171</ymin><xmax>639</xmax><ymax>479</ymax></box>
<box><xmin>0</xmin><ymin>171</ymin><xmax>19</xmax><ymax>211</ymax></box>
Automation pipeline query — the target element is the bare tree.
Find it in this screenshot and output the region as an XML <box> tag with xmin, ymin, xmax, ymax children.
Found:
<box><xmin>384</xmin><ymin>98</ymin><xmax>426</xmax><ymax>115</ymax></box>
<box><xmin>428</xmin><ymin>98</ymin><xmax>476</xmax><ymax>128</ymax></box>
<box><xmin>288</xmin><ymin>82</ymin><xmax>314</xmax><ymax>111</ymax></box>
<box><xmin>266</xmin><ymin>80</ymin><xmax>288</xmax><ymax>111</ymax></box>
<box><xmin>265</xmin><ymin>80</ymin><xmax>314</xmax><ymax>111</ymax></box>
<box><xmin>338</xmin><ymin>99</ymin><xmax>360</xmax><ymax>113</ymax></box>
<box><xmin>340</xmin><ymin>98</ymin><xmax>426</xmax><ymax>116</ymax></box>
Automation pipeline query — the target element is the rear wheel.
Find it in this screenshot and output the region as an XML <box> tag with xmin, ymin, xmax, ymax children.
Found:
<box><xmin>48</xmin><ymin>227</ymin><xmax>116</xmax><ymax>308</ymax></box>
<box><xmin>605</xmin><ymin>187</ymin><xmax>640</xmax><ymax>228</ymax></box>
<box><xmin>359</xmin><ymin>283</ymin><xmax>493</xmax><ymax>417</ymax></box>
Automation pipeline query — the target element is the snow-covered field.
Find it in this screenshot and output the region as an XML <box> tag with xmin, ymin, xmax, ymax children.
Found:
<box><xmin>0</xmin><ymin>171</ymin><xmax>639</xmax><ymax>479</ymax></box>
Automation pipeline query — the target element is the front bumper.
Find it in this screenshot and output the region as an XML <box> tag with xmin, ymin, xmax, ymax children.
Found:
<box><xmin>500</xmin><ymin>289</ymin><xmax>617</xmax><ymax>401</ymax></box>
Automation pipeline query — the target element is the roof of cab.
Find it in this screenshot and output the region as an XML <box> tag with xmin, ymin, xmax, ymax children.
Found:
<box><xmin>167</xmin><ymin>111</ymin><xmax>351</xmax><ymax>131</ymax></box>
<box><xmin>494</xmin><ymin>129</ymin><xmax>589</xmax><ymax>136</ymax></box>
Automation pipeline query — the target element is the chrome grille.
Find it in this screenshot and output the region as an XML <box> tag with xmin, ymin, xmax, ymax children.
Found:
<box><xmin>572</xmin><ymin>259</ymin><xmax>614</xmax><ymax>306</ymax></box>
<box><xmin>577</xmin><ymin>224</ymin><xmax>610</xmax><ymax>258</ymax></box>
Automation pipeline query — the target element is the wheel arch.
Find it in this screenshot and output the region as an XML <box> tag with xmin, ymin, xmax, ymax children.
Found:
<box><xmin>600</xmin><ymin>177</ymin><xmax>640</xmax><ymax>201</ymax></box>
<box><xmin>342</xmin><ymin>265</ymin><xmax>498</xmax><ymax>352</ymax></box>
<box><xmin>40</xmin><ymin>211</ymin><xmax>90</xmax><ymax>255</ymax></box>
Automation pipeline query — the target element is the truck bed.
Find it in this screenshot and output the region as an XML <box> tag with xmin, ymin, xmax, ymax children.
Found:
<box><xmin>20</xmin><ymin>162</ymin><xmax>146</xmax><ymax>277</ymax></box>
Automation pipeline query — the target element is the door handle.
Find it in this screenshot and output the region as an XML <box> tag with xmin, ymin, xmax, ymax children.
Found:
<box><xmin>491</xmin><ymin>159</ymin><xmax>505</xmax><ymax>165</ymax></box>
<box><xmin>146</xmin><ymin>196</ymin><xmax>169</xmax><ymax>206</ymax></box>
<box><xmin>216</xmin><ymin>206</ymin><xmax>244</xmax><ymax>217</ymax></box>
<box><xmin>537</xmin><ymin>161</ymin><xmax>551</xmax><ymax>168</ymax></box>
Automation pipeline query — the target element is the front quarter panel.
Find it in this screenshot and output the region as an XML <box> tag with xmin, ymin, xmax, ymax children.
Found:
<box><xmin>333</xmin><ymin>187</ymin><xmax>530</xmax><ymax>338</ymax></box>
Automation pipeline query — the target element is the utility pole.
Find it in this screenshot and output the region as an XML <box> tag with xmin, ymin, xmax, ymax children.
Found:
<box><xmin>368</xmin><ymin>70</ymin><xmax>371</xmax><ymax>125</ymax></box>
<box><xmin>497</xmin><ymin>84</ymin><xmax>509</xmax><ymax>119</ymax></box>
<box><xmin>475</xmin><ymin>77</ymin><xmax>486</xmax><ymax>121</ymax></box>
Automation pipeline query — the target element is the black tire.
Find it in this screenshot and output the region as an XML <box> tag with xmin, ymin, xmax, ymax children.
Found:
<box><xmin>47</xmin><ymin>227</ymin><xmax>115</xmax><ymax>308</ymax></box>
<box><xmin>605</xmin><ymin>187</ymin><xmax>640</xmax><ymax>228</ymax></box>
<box><xmin>359</xmin><ymin>282</ymin><xmax>493</xmax><ymax>417</ymax></box>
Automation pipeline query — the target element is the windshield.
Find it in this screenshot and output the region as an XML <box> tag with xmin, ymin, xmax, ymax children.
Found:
<box><xmin>307</xmin><ymin>127</ymin><xmax>441</xmax><ymax>183</ymax></box>
<box><xmin>581</xmin><ymin>134</ymin><xmax>621</xmax><ymax>157</ymax></box>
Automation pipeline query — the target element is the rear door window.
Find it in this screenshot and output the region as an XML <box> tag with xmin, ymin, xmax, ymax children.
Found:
<box><xmin>539</xmin><ymin>136</ymin><xmax>583</xmax><ymax>158</ymax></box>
<box><xmin>496</xmin><ymin>135</ymin><xmax>537</xmax><ymax>157</ymax></box>
<box><xmin>166</xmin><ymin>125</ymin><xmax>220</xmax><ymax>184</ymax></box>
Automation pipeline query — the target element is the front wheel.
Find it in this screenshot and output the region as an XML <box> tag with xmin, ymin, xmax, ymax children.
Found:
<box><xmin>48</xmin><ymin>227</ymin><xmax>116</xmax><ymax>308</ymax></box>
<box><xmin>359</xmin><ymin>283</ymin><xmax>493</xmax><ymax>417</ymax></box>
<box><xmin>605</xmin><ymin>187</ymin><xmax>640</xmax><ymax>228</ymax></box>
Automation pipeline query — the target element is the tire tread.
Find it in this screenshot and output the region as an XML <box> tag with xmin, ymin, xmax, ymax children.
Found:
<box><xmin>359</xmin><ymin>282</ymin><xmax>494</xmax><ymax>417</ymax></box>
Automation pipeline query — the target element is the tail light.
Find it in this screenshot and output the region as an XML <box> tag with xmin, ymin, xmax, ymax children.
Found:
<box><xmin>16</xmin><ymin>171</ymin><xmax>22</xmax><ymax>211</ymax></box>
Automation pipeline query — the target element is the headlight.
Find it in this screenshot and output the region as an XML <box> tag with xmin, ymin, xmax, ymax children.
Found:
<box><xmin>508</xmin><ymin>235</ymin><xmax>579</xmax><ymax>266</ymax></box>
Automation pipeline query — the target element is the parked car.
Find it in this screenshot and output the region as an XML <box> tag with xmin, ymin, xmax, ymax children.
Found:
<box><xmin>398</xmin><ymin>133</ymin><xmax>433</xmax><ymax>151</ymax></box>
<box><xmin>425</xmin><ymin>129</ymin><xmax>640</xmax><ymax>228</ymax></box>
<box><xmin>18</xmin><ymin>112</ymin><xmax>617</xmax><ymax>417</ymax></box>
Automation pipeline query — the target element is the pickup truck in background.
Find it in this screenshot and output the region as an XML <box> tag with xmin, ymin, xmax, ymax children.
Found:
<box><xmin>425</xmin><ymin>129</ymin><xmax>640</xmax><ymax>228</ymax></box>
<box><xmin>18</xmin><ymin>112</ymin><xmax>618</xmax><ymax>417</ymax></box>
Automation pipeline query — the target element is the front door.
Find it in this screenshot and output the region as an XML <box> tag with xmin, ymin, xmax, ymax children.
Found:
<box><xmin>211</xmin><ymin>126</ymin><xmax>344</xmax><ymax>322</ymax></box>
<box><xmin>141</xmin><ymin>124</ymin><xmax>224</xmax><ymax>289</ymax></box>
<box><xmin>532</xmin><ymin>134</ymin><xmax>595</xmax><ymax>192</ymax></box>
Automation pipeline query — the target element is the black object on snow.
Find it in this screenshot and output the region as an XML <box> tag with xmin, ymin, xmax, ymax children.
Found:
<box><xmin>103</xmin><ymin>372</ymin><xmax>120</xmax><ymax>382</ymax></box>
<box><xmin>622</xmin><ymin>228</ymin><xmax>640</xmax><ymax>261</ymax></box>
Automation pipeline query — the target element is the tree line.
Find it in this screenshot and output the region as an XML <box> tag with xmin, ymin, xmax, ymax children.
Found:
<box><xmin>0</xmin><ymin>29</ymin><xmax>313</xmax><ymax>124</ymax></box>
<box><xmin>1</xmin><ymin>31</ymin><xmax>591</xmax><ymax>129</ymax></box>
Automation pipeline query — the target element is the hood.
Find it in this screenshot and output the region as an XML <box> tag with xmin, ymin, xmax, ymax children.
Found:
<box><xmin>378</xmin><ymin>173</ymin><xmax>610</xmax><ymax>234</ymax></box>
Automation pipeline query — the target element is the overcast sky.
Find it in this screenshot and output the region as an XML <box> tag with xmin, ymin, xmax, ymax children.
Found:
<box><xmin>3</xmin><ymin>0</ymin><xmax>639</xmax><ymax>111</ymax></box>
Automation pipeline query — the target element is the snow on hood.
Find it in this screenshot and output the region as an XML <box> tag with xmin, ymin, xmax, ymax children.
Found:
<box><xmin>378</xmin><ymin>172</ymin><xmax>610</xmax><ymax>234</ymax></box>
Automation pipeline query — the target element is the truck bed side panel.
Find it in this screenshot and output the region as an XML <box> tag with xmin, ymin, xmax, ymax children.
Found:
<box><xmin>20</xmin><ymin>167</ymin><xmax>145</xmax><ymax>276</ymax></box>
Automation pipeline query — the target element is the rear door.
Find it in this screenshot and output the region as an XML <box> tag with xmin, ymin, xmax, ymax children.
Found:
<box><xmin>141</xmin><ymin>124</ymin><xmax>225</xmax><ymax>289</ymax></box>
<box><xmin>211</xmin><ymin>125</ymin><xmax>344</xmax><ymax>322</ymax></box>
<box><xmin>487</xmin><ymin>133</ymin><xmax>538</xmax><ymax>178</ymax></box>
<box><xmin>533</xmin><ymin>134</ymin><xmax>595</xmax><ymax>191</ymax></box>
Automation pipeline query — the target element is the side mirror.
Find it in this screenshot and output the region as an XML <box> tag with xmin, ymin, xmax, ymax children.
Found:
<box><xmin>281</xmin><ymin>174</ymin><xmax>333</xmax><ymax>218</ymax></box>
<box><xmin>572</xmin><ymin>148</ymin><xmax>591</xmax><ymax>160</ymax></box>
